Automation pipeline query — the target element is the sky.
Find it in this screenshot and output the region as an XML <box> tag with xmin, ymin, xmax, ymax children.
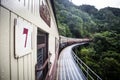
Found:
<box><xmin>70</xmin><ymin>0</ymin><xmax>120</xmax><ymax>9</ymax></box>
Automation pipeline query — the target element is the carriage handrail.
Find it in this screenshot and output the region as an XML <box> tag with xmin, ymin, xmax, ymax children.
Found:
<box><xmin>72</xmin><ymin>51</ymin><xmax>102</xmax><ymax>80</ymax></box>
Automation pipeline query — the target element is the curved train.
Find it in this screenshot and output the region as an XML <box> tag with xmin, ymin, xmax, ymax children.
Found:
<box><xmin>59</xmin><ymin>36</ymin><xmax>90</xmax><ymax>49</ymax></box>
<box><xmin>0</xmin><ymin>0</ymin><xmax>90</xmax><ymax>80</ymax></box>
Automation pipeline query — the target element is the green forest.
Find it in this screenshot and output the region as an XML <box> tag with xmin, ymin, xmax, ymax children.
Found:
<box><xmin>54</xmin><ymin>0</ymin><xmax>120</xmax><ymax>80</ymax></box>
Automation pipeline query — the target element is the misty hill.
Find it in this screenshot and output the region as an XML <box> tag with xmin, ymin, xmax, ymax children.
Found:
<box><xmin>54</xmin><ymin>0</ymin><xmax>120</xmax><ymax>38</ymax></box>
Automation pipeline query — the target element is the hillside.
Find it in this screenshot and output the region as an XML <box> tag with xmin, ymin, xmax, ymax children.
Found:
<box><xmin>54</xmin><ymin>0</ymin><xmax>120</xmax><ymax>38</ymax></box>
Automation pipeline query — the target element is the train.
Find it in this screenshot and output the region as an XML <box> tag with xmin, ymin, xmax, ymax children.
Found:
<box><xmin>59</xmin><ymin>36</ymin><xmax>90</xmax><ymax>49</ymax></box>
<box><xmin>0</xmin><ymin>0</ymin><xmax>90</xmax><ymax>80</ymax></box>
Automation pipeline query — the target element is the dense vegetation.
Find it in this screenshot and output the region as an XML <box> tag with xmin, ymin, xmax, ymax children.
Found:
<box><xmin>54</xmin><ymin>0</ymin><xmax>120</xmax><ymax>80</ymax></box>
<box><xmin>54</xmin><ymin>0</ymin><xmax>97</xmax><ymax>38</ymax></box>
<box><xmin>74</xmin><ymin>32</ymin><xmax>120</xmax><ymax>79</ymax></box>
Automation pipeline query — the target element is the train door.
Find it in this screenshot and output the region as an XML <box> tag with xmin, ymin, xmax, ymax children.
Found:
<box><xmin>36</xmin><ymin>29</ymin><xmax>48</xmax><ymax>80</ymax></box>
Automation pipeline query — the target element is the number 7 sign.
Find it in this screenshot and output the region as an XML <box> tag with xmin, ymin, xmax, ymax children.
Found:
<box><xmin>15</xmin><ymin>18</ymin><xmax>33</xmax><ymax>58</ymax></box>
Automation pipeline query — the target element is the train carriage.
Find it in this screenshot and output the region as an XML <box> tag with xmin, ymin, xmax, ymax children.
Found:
<box><xmin>0</xmin><ymin>0</ymin><xmax>59</xmax><ymax>80</ymax></box>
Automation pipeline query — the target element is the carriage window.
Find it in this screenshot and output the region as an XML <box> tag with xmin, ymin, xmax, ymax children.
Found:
<box><xmin>36</xmin><ymin>29</ymin><xmax>48</xmax><ymax>80</ymax></box>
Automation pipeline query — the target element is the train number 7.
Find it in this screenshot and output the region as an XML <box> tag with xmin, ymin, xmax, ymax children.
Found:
<box><xmin>23</xmin><ymin>28</ymin><xmax>28</xmax><ymax>48</ymax></box>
